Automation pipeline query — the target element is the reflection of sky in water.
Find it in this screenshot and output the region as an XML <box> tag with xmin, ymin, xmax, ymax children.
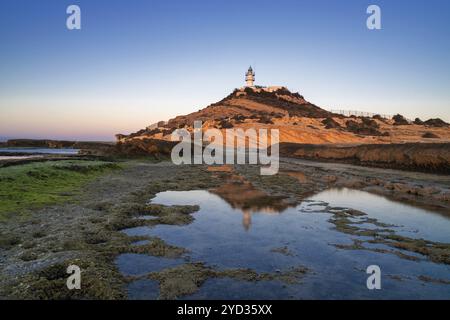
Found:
<box><xmin>120</xmin><ymin>188</ymin><xmax>450</xmax><ymax>299</ymax></box>
<box><xmin>116</xmin><ymin>253</ymin><xmax>184</xmax><ymax>276</ymax></box>
<box><xmin>309</xmin><ymin>188</ymin><xmax>450</xmax><ymax>243</ymax></box>
<box><xmin>127</xmin><ymin>279</ymin><xmax>159</xmax><ymax>300</ymax></box>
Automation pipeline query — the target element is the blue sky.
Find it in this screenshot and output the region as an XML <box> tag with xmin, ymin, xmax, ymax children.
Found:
<box><xmin>0</xmin><ymin>0</ymin><xmax>449</xmax><ymax>140</ymax></box>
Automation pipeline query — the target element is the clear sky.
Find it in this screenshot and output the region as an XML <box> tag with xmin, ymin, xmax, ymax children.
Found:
<box><xmin>1</xmin><ymin>0</ymin><xmax>449</xmax><ymax>141</ymax></box>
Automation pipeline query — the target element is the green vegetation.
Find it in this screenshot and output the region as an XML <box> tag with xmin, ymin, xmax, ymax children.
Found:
<box><xmin>327</xmin><ymin>206</ymin><xmax>450</xmax><ymax>265</ymax></box>
<box><xmin>147</xmin><ymin>262</ymin><xmax>309</xmax><ymax>299</ymax></box>
<box><xmin>0</xmin><ymin>160</ymin><xmax>120</xmax><ymax>220</ymax></box>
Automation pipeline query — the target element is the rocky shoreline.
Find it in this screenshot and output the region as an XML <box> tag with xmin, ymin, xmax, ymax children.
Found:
<box><xmin>1</xmin><ymin>139</ymin><xmax>114</xmax><ymax>149</ymax></box>
<box><xmin>3</xmin><ymin>136</ymin><xmax>450</xmax><ymax>175</ymax></box>
<box><xmin>1</xmin><ymin>157</ymin><xmax>449</xmax><ymax>299</ymax></box>
<box><xmin>279</xmin><ymin>142</ymin><xmax>450</xmax><ymax>174</ymax></box>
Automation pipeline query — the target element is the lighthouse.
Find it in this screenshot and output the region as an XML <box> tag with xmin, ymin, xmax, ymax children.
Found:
<box><xmin>245</xmin><ymin>66</ymin><xmax>255</xmax><ymax>87</ymax></box>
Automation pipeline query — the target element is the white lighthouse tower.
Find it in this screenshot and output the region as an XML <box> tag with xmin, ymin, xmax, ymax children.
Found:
<box><xmin>245</xmin><ymin>66</ymin><xmax>255</xmax><ymax>87</ymax></box>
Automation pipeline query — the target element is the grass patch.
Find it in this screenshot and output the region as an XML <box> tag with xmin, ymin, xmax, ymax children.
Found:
<box><xmin>0</xmin><ymin>160</ymin><xmax>120</xmax><ymax>220</ymax></box>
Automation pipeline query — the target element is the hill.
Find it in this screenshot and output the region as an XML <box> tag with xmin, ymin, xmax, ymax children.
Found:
<box><xmin>117</xmin><ymin>86</ymin><xmax>450</xmax><ymax>147</ymax></box>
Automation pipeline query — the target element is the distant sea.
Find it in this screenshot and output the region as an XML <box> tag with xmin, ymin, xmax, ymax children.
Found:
<box><xmin>0</xmin><ymin>148</ymin><xmax>79</xmax><ymax>155</ymax></box>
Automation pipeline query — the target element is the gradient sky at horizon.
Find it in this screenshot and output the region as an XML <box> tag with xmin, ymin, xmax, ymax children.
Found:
<box><xmin>1</xmin><ymin>0</ymin><xmax>449</xmax><ymax>141</ymax></box>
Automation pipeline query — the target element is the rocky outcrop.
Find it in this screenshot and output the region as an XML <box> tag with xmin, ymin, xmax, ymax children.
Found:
<box><xmin>279</xmin><ymin>142</ymin><xmax>450</xmax><ymax>173</ymax></box>
<box><xmin>393</xmin><ymin>114</ymin><xmax>410</xmax><ymax>125</ymax></box>
<box><xmin>322</xmin><ymin>117</ymin><xmax>341</xmax><ymax>129</ymax></box>
<box><xmin>3</xmin><ymin>139</ymin><xmax>114</xmax><ymax>150</ymax></box>
<box><xmin>113</xmin><ymin>139</ymin><xmax>176</xmax><ymax>157</ymax></box>
<box><xmin>5</xmin><ymin>139</ymin><xmax>76</xmax><ymax>148</ymax></box>
<box><xmin>414</xmin><ymin>118</ymin><xmax>424</xmax><ymax>125</ymax></box>
<box><xmin>424</xmin><ymin>118</ymin><xmax>449</xmax><ymax>127</ymax></box>
<box><xmin>345</xmin><ymin>117</ymin><xmax>386</xmax><ymax>136</ymax></box>
<box><xmin>78</xmin><ymin>138</ymin><xmax>175</xmax><ymax>157</ymax></box>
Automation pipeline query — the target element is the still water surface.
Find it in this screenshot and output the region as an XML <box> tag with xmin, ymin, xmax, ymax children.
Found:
<box><xmin>118</xmin><ymin>188</ymin><xmax>450</xmax><ymax>299</ymax></box>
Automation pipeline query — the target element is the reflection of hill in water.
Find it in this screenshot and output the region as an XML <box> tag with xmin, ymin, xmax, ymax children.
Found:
<box><xmin>209</xmin><ymin>175</ymin><xmax>293</xmax><ymax>230</ymax></box>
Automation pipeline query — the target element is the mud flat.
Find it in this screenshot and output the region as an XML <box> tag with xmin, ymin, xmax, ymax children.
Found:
<box><xmin>279</xmin><ymin>142</ymin><xmax>450</xmax><ymax>174</ymax></box>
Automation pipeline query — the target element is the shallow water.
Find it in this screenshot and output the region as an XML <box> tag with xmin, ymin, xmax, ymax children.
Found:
<box><xmin>0</xmin><ymin>147</ymin><xmax>79</xmax><ymax>155</ymax></box>
<box><xmin>116</xmin><ymin>253</ymin><xmax>185</xmax><ymax>276</ymax></box>
<box><xmin>118</xmin><ymin>188</ymin><xmax>450</xmax><ymax>299</ymax></box>
<box><xmin>314</xmin><ymin>188</ymin><xmax>450</xmax><ymax>243</ymax></box>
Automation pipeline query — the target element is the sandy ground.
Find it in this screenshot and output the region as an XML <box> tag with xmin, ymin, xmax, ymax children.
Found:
<box><xmin>0</xmin><ymin>158</ymin><xmax>449</xmax><ymax>299</ymax></box>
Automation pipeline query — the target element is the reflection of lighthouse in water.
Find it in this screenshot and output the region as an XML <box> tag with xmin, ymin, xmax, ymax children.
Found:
<box><xmin>242</xmin><ymin>211</ymin><xmax>252</xmax><ymax>231</ymax></box>
<box><xmin>240</xmin><ymin>207</ymin><xmax>287</xmax><ymax>231</ymax></box>
<box><xmin>208</xmin><ymin>172</ymin><xmax>292</xmax><ymax>231</ymax></box>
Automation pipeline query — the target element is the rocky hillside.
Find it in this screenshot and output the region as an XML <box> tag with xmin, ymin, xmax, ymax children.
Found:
<box><xmin>118</xmin><ymin>86</ymin><xmax>450</xmax><ymax>147</ymax></box>
<box><xmin>166</xmin><ymin>86</ymin><xmax>331</xmax><ymax>129</ymax></box>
